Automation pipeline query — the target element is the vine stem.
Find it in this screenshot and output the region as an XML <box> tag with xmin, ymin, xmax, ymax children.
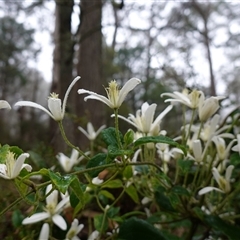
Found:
<box><xmin>114</xmin><ymin>108</ymin><xmax>123</xmax><ymax>149</ymax></box>
<box><xmin>58</xmin><ymin>121</ymin><xmax>90</xmax><ymax>160</ymax></box>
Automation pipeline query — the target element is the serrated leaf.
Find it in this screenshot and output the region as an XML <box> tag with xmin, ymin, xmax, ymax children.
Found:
<box><xmin>178</xmin><ymin>159</ymin><xmax>194</xmax><ymax>174</ymax></box>
<box><xmin>99</xmin><ymin>190</ymin><xmax>115</xmax><ymax>200</ymax></box>
<box><xmin>70</xmin><ymin>177</ymin><xmax>85</xmax><ymax>216</ymax></box>
<box><xmin>86</xmin><ymin>153</ymin><xmax>108</xmax><ymax>177</ymax></box>
<box><xmin>171</xmin><ymin>185</ymin><xmax>190</xmax><ymax>196</ymax></box>
<box><xmin>101</xmin><ymin>127</ymin><xmax>123</xmax><ymax>147</ymax></box>
<box><xmin>118</xmin><ymin>217</ymin><xmax>167</xmax><ymax>240</ymax></box>
<box><xmin>107</xmin><ymin>206</ymin><xmax>120</xmax><ymax>218</ymax></box>
<box><xmin>12</xmin><ymin>209</ymin><xmax>24</xmax><ymax>228</ymax></box>
<box><xmin>108</xmin><ymin>145</ymin><xmax>133</xmax><ymax>158</ymax></box>
<box><xmin>48</xmin><ymin>170</ymin><xmax>75</xmax><ymax>194</ymax></box>
<box><xmin>134</xmin><ymin>135</ymin><xmax>186</xmax><ymax>155</ymax></box>
<box><xmin>124</xmin><ymin>129</ymin><xmax>134</xmax><ymax>146</ymax></box>
<box><xmin>125</xmin><ymin>184</ymin><xmax>139</xmax><ymax>204</ymax></box>
<box><xmin>102</xmin><ymin>179</ymin><xmax>123</xmax><ymax>189</ymax></box>
<box><xmin>0</xmin><ymin>144</ymin><xmax>9</xmax><ymax>164</ymax></box>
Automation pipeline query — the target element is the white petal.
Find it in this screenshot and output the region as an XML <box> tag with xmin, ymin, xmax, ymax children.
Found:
<box><xmin>225</xmin><ymin>165</ymin><xmax>234</xmax><ymax>182</ymax></box>
<box><xmin>88</xmin><ymin>230</ymin><xmax>100</xmax><ymax>240</ymax></box>
<box><xmin>198</xmin><ymin>186</ymin><xmax>223</xmax><ymax>195</ymax></box>
<box><xmin>92</xmin><ymin>177</ymin><xmax>103</xmax><ymax>185</ymax></box>
<box><xmin>55</xmin><ymin>196</ymin><xmax>70</xmax><ymax>213</ymax></box>
<box><xmin>143</xmin><ymin>103</ymin><xmax>156</xmax><ymax>133</ymax></box>
<box><xmin>22</xmin><ymin>212</ymin><xmax>50</xmax><ymax>224</ymax></box>
<box><xmin>62</xmin><ymin>76</ymin><xmax>81</xmax><ymax>118</ymax></box>
<box><xmin>78</xmin><ymin>89</ymin><xmax>112</xmax><ymax>107</ymax></box>
<box><xmin>52</xmin><ymin>214</ymin><xmax>67</xmax><ymax>230</ymax></box>
<box><xmin>78</xmin><ymin>126</ymin><xmax>91</xmax><ymax>139</ymax></box>
<box><xmin>0</xmin><ymin>100</ymin><xmax>11</xmax><ymax>109</ymax></box>
<box><xmin>22</xmin><ymin>164</ymin><xmax>32</xmax><ymax>172</ymax></box>
<box><xmin>48</xmin><ymin>98</ymin><xmax>63</xmax><ymax>121</ymax></box>
<box><xmin>12</xmin><ymin>153</ymin><xmax>30</xmax><ymax>178</ymax></box>
<box><xmin>39</xmin><ymin>223</ymin><xmax>50</xmax><ymax>240</ymax></box>
<box><xmin>46</xmin><ymin>189</ymin><xmax>58</xmax><ymax>206</ymax></box>
<box><xmin>15</xmin><ymin>101</ymin><xmax>54</xmax><ymax>119</ymax></box>
<box><xmin>118</xmin><ymin>78</ymin><xmax>141</xmax><ymax>106</ymax></box>
<box><xmin>95</xmin><ymin>124</ymin><xmax>106</xmax><ymax>137</ymax></box>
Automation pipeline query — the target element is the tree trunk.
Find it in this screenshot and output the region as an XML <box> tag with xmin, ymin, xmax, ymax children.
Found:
<box><xmin>75</xmin><ymin>0</ymin><xmax>104</xmax><ymax>149</ymax></box>
<box><xmin>50</xmin><ymin>0</ymin><xmax>74</xmax><ymax>153</ymax></box>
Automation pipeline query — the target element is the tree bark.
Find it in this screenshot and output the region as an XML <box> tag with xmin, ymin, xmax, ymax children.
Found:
<box><xmin>75</xmin><ymin>0</ymin><xmax>104</xmax><ymax>149</ymax></box>
<box><xmin>50</xmin><ymin>0</ymin><xmax>74</xmax><ymax>153</ymax></box>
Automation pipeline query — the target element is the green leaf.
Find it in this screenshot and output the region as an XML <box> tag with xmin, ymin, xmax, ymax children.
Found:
<box><xmin>12</xmin><ymin>209</ymin><xmax>24</xmax><ymax>228</ymax></box>
<box><xmin>101</xmin><ymin>127</ymin><xmax>123</xmax><ymax>147</ymax></box>
<box><xmin>124</xmin><ymin>129</ymin><xmax>134</xmax><ymax>146</ymax></box>
<box><xmin>230</xmin><ymin>152</ymin><xmax>240</xmax><ymax>166</ymax></box>
<box><xmin>99</xmin><ymin>190</ymin><xmax>115</xmax><ymax>200</ymax></box>
<box><xmin>0</xmin><ymin>144</ymin><xmax>9</xmax><ymax>164</ymax></box>
<box><xmin>102</xmin><ymin>179</ymin><xmax>123</xmax><ymax>189</ymax></box>
<box><xmin>107</xmin><ymin>206</ymin><xmax>120</xmax><ymax>218</ymax></box>
<box><xmin>86</xmin><ymin>153</ymin><xmax>108</xmax><ymax>177</ymax></box>
<box><xmin>94</xmin><ymin>214</ymin><xmax>108</xmax><ymax>233</ymax></box>
<box><xmin>108</xmin><ymin>145</ymin><xmax>133</xmax><ymax>158</ymax></box>
<box><xmin>203</xmin><ymin>215</ymin><xmax>240</xmax><ymax>239</ymax></box>
<box><xmin>171</xmin><ymin>185</ymin><xmax>190</xmax><ymax>196</ymax></box>
<box><xmin>133</xmin><ymin>135</ymin><xmax>186</xmax><ymax>155</ymax></box>
<box><xmin>28</xmin><ymin>150</ymin><xmax>46</xmax><ymax>168</ymax></box>
<box><xmin>178</xmin><ymin>159</ymin><xmax>194</xmax><ymax>174</ymax></box>
<box><xmin>125</xmin><ymin>184</ymin><xmax>139</xmax><ymax>204</ymax></box>
<box><xmin>118</xmin><ymin>217</ymin><xmax>167</xmax><ymax>240</ymax></box>
<box><xmin>48</xmin><ymin>170</ymin><xmax>75</xmax><ymax>194</ymax></box>
<box><xmin>155</xmin><ymin>186</ymin><xmax>175</xmax><ymax>212</ymax></box>
<box><xmin>123</xmin><ymin>165</ymin><xmax>133</xmax><ymax>179</ymax></box>
<box><xmin>70</xmin><ymin>177</ymin><xmax>85</xmax><ymax>216</ymax></box>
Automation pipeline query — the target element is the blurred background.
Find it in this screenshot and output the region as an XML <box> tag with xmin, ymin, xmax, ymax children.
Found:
<box><xmin>0</xmin><ymin>0</ymin><xmax>240</xmax><ymax>152</ymax></box>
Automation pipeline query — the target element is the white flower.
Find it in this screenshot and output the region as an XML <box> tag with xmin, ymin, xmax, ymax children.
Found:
<box><xmin>192</xmin><ymin>140</ymin><xmax>203</xmax><ymax>163</ymax></box>
<box><xmin>78</xmin><ymin>78</ymin><xmax>141</xmax><ymax>109</ymax></box>
<box><xmin>0</xmin><ymin>100</ymin><xmax>11</xmax><ymax>109</ymax></box>
<box><xmin>88</xmin><ymin>230</ymin><xmax>99</xmax><ymax>240</ymax></box>
<box><xmin>161</xmin><ymin>89</ymin><xmax>203</xmax><ymax>109</ymax></box>
<box><xmin>198</xmin><ymin>93</ymin><xmax>225</xmax><ymax>122</ymax></box>
<box><xmin>117</xmin><ymin>102</ymin><xmax>172</xmax><ymax>135</ymax></box>
<box><xmin>22</xmin><ymin>184</ymin><xmax>69</xmax><ymax>230</ymax></box>
<box><xmin>39</xmin><ymin>223</ymin><xmax>49</xmax><ymax>240</ymax></box>
<box><xmin>212</xmin><ymin>136</ymin><xmax>236</xmax><ymax>161</ymax></box>
<box><xmin>15</xmin><ymin>76</ymin><xmax>80</xmax><ymax>121</ymax></box>
<box><xmin>231</xmin><ymin>134</ymin><xmax>240</xmax><ymax>155</ymax></box>
<box><xmin>65</xmin><ymin>219</ymin><xmax>84</xmax><ymax>240</ymax></box>
<box><xmin>56</xmin><ymin>149</ymin><xmax>89</xmax><ymax>173</ymax></box>
<box><xmin>198</xmin><ymin>165</ymin><xmax>234</xmax><ymax>195</ymax></box>
<box><xmin>0</xmin><ymin>152</ymin><xmax>31</xmax><ymax>179</ymax></box>
<box><xmin>78</xmin><ymin>122</ymin><xmax>106</xmax><ymax>141</ymax></box>
<box><xmin>92</xmin><ymin>176</ymin><xmax>104</xmax><ymax>185</ymax></box>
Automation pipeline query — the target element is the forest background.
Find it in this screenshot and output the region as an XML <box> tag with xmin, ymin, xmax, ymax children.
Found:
<box><xmin>0</xmin><ymin>1</ymin><xmax>240</xmax><ymax>236</ymax></box>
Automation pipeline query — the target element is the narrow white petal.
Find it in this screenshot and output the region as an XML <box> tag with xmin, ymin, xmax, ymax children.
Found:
<box><xmin>192</xmin><ymin>140</ymin><xmax>202</xmax><ymax>161</ymax></box>
<box><xmin>78</xmin><ymin>126</ymin><xmax>91</xmax><ymax>139</ymax></box>
<box><xmin>143</xmin><ymin>104</ymin><xmax>156</xmax><ymax>133</ymax></box>
<box><xmin>52</xmin><ymin>214</ymin><xmax>67</xmax><ymax>230</ymax></box>
<box><xmin>0</xmin><ymin>164</ymin><xmax>9</xmax><ymax>179</ymax></box>
<box><xmin>12</xmin><ymin>153</ymin><xmax>30</xmax><ymax>178</ymax></box>
<box><xmin>22</xmin><ymin>212</ymin><xmax>50</xmax><ymax>224</ymax></box>
<box><xmin>62</xmin><ymin>76</ymin><xmax>81</xmax><ymax>118</ymax></box>
<box><xmin>95</xmin><ymin>125</ymin><xmax>106</xmax><ymax>137</ymax></box>
<box><xmin>15</xmin><ymin>101</ymin><xmax>54</xmax><ymax>119</ymax></box>
<box><xmin>39</xmin><ymin>223</ymin><xmax>50</xmax><ymax>240</ymax></box>
<box><xmin>22</xmin><ymin>164</ymin><xmax>32</xmax><ymax>172</ymax></box>
<box><xmin>0</xmin><ymin>100</ymin><xmax>11</xmax><ymax>109</ymax></box>
<box><xmin>212</xmin><ymin>167</ymin><xmax>221</xmax><ymax>186</ymax></box>
<box><xmin>117</xmin><ymin>114</ymin><xmax>138</xmax><ymax>129</ymax></box>
<box><xmin>48</xmin><ymin>98</ymin><xmax>63</xmax><ymax>121</ymax></box>
<box><xmin>198</xmin><ymin>187</ymin><xmax>223</xmax><ymax>195</ymax></box>
<box><xmin>46</xmin><ymin>189</ymin><xmax>58</xmax><ymax>206</ymax></box>
<box><xmin>118</xmin><ymin>78</ymin><xmax>141</xmax><ymax>106</ymax></box>
<box><xmin>55</xmin><ymin>196</ymin><xmax>70</xmax><ymax>213</ymax></box>
<box><xmin>225</xmin><ymin>165</ymin><xmax>234</xmax><ymax>182</ymax></box>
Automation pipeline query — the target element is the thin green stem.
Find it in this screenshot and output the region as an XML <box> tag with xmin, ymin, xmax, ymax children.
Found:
<box><xmin>114</xmin><ymin>109</ymin><xmax>123</xmax><ymax>149</ymax></box>
<box><xmin>185</xmin><ymin>109</ymin><xmax>196</xmax><ymax>143</ymax></box>
<box><xmin>58</xmin><ymin>121</ymin><xmax>90</xmax><ymax>160</ymax></box>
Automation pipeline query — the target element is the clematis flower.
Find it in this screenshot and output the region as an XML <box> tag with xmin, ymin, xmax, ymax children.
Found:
<box><xmin>0</xmin><ymin>100</ymin><xmax>11</xmax><ymax>109</ymax></box>
<box><xmin>88</xmin><ymin>230</ymin><xmax>100</xmax><ymax>240</ymax></box>
<box><xmin>39</xmin><ymin>223</ymin><xmax>49</xmax><ymax>240</ymax></box>
<box><xmin>117</xmin><ymin>102</ymin><xmax>172</xmax><ymax>135</ymax></box>
<box><xmin>0</xmin><ymin>152</ymin><xmax>31</xmax><ymax>179</ymax></box>
<box><xmin>15</xmin><ymin>76</ymin><xmax>80</xmax><ymax>121</ymax></box>
<box><xmin>161</xmin><ymin>88</ymin><xmax>203</xmax><ymax>109</ymax></box>
<box><xmin>22</xmin><ymin>184</ymin><xmax>69</xmax><ymax>230</ymax></box>
<box><xmin>198</xmin><ymin>165</ymin><xmax>234</xmax><ymax>195</ymax></box>
<box><xmin>198</xmin><ymin>93</ymin><xmax>225</xmax><ymax>122</ymax></box>
<box><xmin>65</xmin><ymin>218</ymin><xmax>84</xmax><ymax>240</ymax></box>
<box><xmin>56</xmin><ymin>149</ymin><xmax>89</xmax><ymax>173</ymax></box>
<box><xmin>78</xmin><ymin>122</ymin><xmax>106</xmax><ymax>141</ymax></box>
<box><xmin>78</xmin><ymin>78</ymin><xmax>141</xmax><ymax>109</ymax></box>
<box><xmin>231</xmin><ymin>134</ymin><xmax>240</xmax><ymax>155</ymax></box>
